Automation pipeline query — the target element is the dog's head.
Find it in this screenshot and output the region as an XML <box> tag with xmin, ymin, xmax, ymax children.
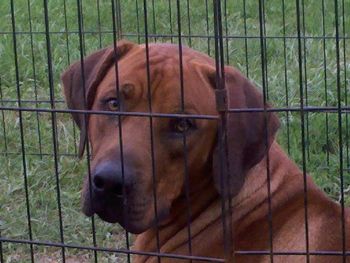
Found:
<box><xmin>61</xmin><ymin>40</ymin><xmax>279</xmax><ymax>234</ymax></box>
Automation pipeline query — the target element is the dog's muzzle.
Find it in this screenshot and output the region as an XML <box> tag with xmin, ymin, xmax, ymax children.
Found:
<box><xmin>82</xmin><ymin>160</ymin><xmax>165</xmax><ymax>234</ymax></box>
<box><xmin>93</xmin><ymin>161</ymin><xmax>126</xmax><ymax>198</ymax></box>
<box><xmin>82</xmin><ymin>161</ymin><xmax>131</xmax><ymax>224</ymax></box>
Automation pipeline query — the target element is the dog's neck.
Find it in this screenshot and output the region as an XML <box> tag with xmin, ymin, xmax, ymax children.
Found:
<box><xmin>133</xmin><ymin>142</ymin><xmax>307</xmax><ymax>258</ymax></box>
<box><xmin>231</xmin><ymin>142</ymin><xmax>304</xmax><ymax>232</ymax></box>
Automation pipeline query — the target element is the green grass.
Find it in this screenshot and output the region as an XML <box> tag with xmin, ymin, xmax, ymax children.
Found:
<box><xmin>0</xmin><ymin>0</ymin><xmax>350</xmax><ymax>262</ymax></box>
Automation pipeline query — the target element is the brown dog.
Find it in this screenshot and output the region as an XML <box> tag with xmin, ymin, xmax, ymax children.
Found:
<box><xmin>61</xmin><ymin>40</ymin><xmax>349</xmax><ymax>262</ymax></box>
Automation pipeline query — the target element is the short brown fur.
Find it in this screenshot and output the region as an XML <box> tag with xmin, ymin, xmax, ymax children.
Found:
<box><xmin>61</xmin><ymin>41</ymin><xmax>350</xmax><ymax>262</ymax></box>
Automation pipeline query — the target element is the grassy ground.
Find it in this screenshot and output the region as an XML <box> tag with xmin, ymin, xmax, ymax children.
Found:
<box><xmin>0</xmin><ymin>0</ymin><xmax>350</xmax><ymax>262</ymax></box>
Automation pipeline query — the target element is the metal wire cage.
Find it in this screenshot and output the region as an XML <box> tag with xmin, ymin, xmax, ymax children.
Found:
<box><xmin>0</xmin><ymin>0</ymin><xmax>349</xmax><ymax>262</ymax></box>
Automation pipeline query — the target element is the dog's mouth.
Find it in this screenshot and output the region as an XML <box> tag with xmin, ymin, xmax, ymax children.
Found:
<box><xmin>82</xmin><ymin>191</ymin><xmax>165</xmax><ymax>234</ymax></box>
<box><xmin>82</xmin><ymin>193</ymin><xmax>123</xmax><ymax>222</ymax></box>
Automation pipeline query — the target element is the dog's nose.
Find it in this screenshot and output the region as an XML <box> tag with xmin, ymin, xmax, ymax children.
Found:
<box><xmin>92</xmin><ymin>161</ymin><xmax>126</xmax><ymax>196</ymax></box>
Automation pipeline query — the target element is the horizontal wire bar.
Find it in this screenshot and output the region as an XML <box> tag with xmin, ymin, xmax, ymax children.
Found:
<box><xmin>124</xmin><ymin>33</ymin><xmax>350</xmax><ymax>40</ymax></box>
<box><xmin>0</xmin><ymin>106</ymin><xmax>219</xmax><ymax>119</ymax></box>
<box><xmin>1</xmin><ymin>237</ymin><xmax>348</xmax><ymax>258</ymax></box>
<box><xmin>227</xmin><ymin>106</ymin><xmax>350</xmax><ymax>113</ymax></box>
<box><xmin>0</xmin><ymin>152</ymin><xmax>76</xmax><ymax>157</ymax></box>
<box><xmin>0</xmin><ymin>99</ymin><xmax>65</xmax><ymax>104</ymax></box>
<box><xmin>1</xmin><ymin>151</ymin><xmax>349</xmax><ymax>172</ymax></box>
<box><xmin>1</xmin><ymin>105</ymin><xmax>350</xmax><ymax>116</ymax></box>
<box><xmin>1</xmin><ymin>151</ymin><xmax>350</xmax><ymax>172</ymax></box>
<box><xmin>235</xmin><ymin>250</ymin><xmax>350</xmax><ymax>256</ymax></box>
<box><xmin>2</xmin><ymin>101</ymin><xmax>350</xmax><ymax>114</ymax></box>
<box><xmin>0</xmin><ymin>237</ymin><xmax>225</xmax><ymax>262</ymax></box>
<box><xmin>0</xmin><ymin>31</ymin><xmax>349</xmax><ymax>40</ymax></box>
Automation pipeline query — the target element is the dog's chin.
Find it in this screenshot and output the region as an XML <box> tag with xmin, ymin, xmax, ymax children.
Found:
<box><xmin>95</xmin><ymin>209</ymin><xmax>153</xmax><ymax>234</ymax></box>
<box><xmin>82</xmin><ymin>198</ymin><xmax>169</xmax><ymax>234</ymax></box>
<box><xmin>96</xmin><ymin>209</ymin><xmax>121</xmax><ymax>224</ymax></box>
<box><xmin>119</xmin><ymin>208</ymin><xmax>170</xmax><ymax>234</ymax></box>
<box><xmin>119</xmin><ymin>219</ymin><xmax>152</xmax><ymax>234</ymax></box>
<box><xmin>82</xmin><ymin>197</ymin><xmax>122</xmax><ymax>223</ymax></box>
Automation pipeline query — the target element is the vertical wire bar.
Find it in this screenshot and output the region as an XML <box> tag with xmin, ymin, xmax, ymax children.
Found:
<box><xmin>186</xmin><ymin>0</ymin><xmax>192</xmax><ymax>47</ymax></box>
<box><xmin>96</xmin><ymin>0</ymin><xmax>102</xmax><ymax>48</ymax></box>
<box><xmin>321</xmin><ymin>0</ymin><xmax>330</xmax><ymax>166</ymax></box>
<box><xmin>261</xmin><ymin>0</ymin><xmax>269</xmax><ymax>100</ymax></box>
<box><xmin>257</xmin><ymin>0</ymin><xmax>274</xmax><ymax>261</ymax></box>
<box><xmin>151</xmin><ymin>0</ymin><xmax>157</xmax><ymax>42</ymax></box>
<box><xmin>0</xmin><ymin>78</ymin><xmax>8</xmax><ymax>155</ymax></box>
<box><xmin>168</xmin><ymin>0</ymin><xmax>173</xmax><ymax>43</ymax></box>
<box><xmin>176</xmin><ymin>0</ymin><xmax>192</xmax><ymax>258</ymax></box>
<box><xmin>110</xmin><ymin>1</ymin><xmax>131</xmax><ymax>261</ymax></box>
<box><xmin>301</xmin><ymin>0</ymin><xmax>310</xmax><ymax>161</ymax></box>
<box><xmin>115</xmin><ymin>0</ymin><xmax>122</xmax><ymax>39</ymax></box>
<box><xmin>242</xmin><ymin>0</ymin><xmax>249</xmax><ymax>77</ymax></box>
<box><xmin>63</xmin><ymin>0</ymin><xmax>71</xmax><ymax>89</ymax></box>
<box><xmin>27</xmin><ymin>0</ymin><xmax>43</xmax><ymax>158</ymax></box>
<box><xmin>0</xmin><ymin>228</ymin><xmax>3</xmax><ymax>263</ymax></box>
<box><xmin>223</xmin><ymin>0</ymin><xmax>229</xmax><ymax>64</ymax></box>
<box><xmin>76</xmin><ymin>1</ymin><xmax>98</xmax><ymax>262</ymax></box>
<box><xmin>42</xmin><ymin>1</ymin><xmax>66</xmax><ymax>261</ymax></box>
<box><xmin>143</xmin><ymin>1</ymin><xmax>161</xmax><ymax>261</ymax></box>
<box><xmin>0</xmin><ymin>100</ymin><xmax>3</xmax><ymax>262</ymax></box>
<box><xmin>63</xmin><ymin>0</ymin><xmax>78</xmax><ymax>156</ymax></box>
<box><xmin>10</xmin><ymin>1</ymin><xmax>35</xmax><ymax>261</ymax></box>
<box><xmin>205</xmin><ymin>0</ymin><xmax>210</xmax><ymax>55</ymax></box>
<box><xmin>135</xmin><ymin>0</ymin><xmax>141</xmax><ymax>43</ymax></box>
<box><xmin>282</xmin><ymin>0</ymin><xmax>291</xmax><ymax>155</ymax></box>
<box><xmin>341</xmin><ymin>0</ymin><xmax>349</xmax><ymax>168</ymax></box>
<box><xmin>295</xmin><ymin>0</ymin><xmax>310</xmax><ymax>261</ymax></box>
<box><xmin>333</xmin><ymin>0</ymin><xmax>347</xmax><ymax>261</ymax></box>
<box><xmin>213</xmin><ymin>0</ymin><xmax>233</xmax><ymax>260</ymax></box>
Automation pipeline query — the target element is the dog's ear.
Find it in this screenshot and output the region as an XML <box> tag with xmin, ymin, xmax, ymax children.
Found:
<box><xmin>198</xmin><ymin>64</ymin><xmax>280</xmax><ymax>197</ymax></box>
<box><xmin>61</xmin><ymin>40</ymin><xmax>136</xmax><ymax>158</ymax></box>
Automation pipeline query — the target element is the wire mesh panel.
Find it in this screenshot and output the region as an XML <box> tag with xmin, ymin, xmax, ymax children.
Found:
<box><xmin>0</xmin><ymin>0</ymin><xmax>349</xmax><ymax>262</ymax></box>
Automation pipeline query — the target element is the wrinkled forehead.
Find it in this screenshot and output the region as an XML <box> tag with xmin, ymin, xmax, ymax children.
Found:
<box><xmin>97</xmin><ymin>45</ymin><xmax>215</xmax><ymax>111</ymax></box>
<box><xmin>118</xmin><ymin>45</ymin><xmax>194</xmax><ymax>88</ymax></box>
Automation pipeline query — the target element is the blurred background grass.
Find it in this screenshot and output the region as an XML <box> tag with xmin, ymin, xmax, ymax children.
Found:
<box><xmin>0</xmin><ymin>0</ymin><xmax>349</xmax><ymax>262</ymax></box>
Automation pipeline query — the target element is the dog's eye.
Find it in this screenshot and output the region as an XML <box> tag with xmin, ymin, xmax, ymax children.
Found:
<box><xmin>170</xmin><ymin>118</ymin><xmax>196</xmax><ymax>134</ymax></box>
<box><xmin>106</xmin><ymin>98</ymin><xmax>119</xmax><ymax>111</ymax></box>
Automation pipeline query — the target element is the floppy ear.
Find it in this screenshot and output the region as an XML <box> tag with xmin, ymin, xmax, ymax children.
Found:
<box><xmin>199</xmin><ymin>64</ymin><xmax>280</xmax><ymax>197</ymax></box>
<box><xmin>61</xmin><ymin>40</ymin><xmax>136</xmax><ymax>158</ymax></box>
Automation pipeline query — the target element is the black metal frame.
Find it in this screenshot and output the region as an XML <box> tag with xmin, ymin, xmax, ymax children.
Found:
<box><xmin>0</xmin><ymin>0</ymin><xmax>349</xmax><ymax>262</ymax></box>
